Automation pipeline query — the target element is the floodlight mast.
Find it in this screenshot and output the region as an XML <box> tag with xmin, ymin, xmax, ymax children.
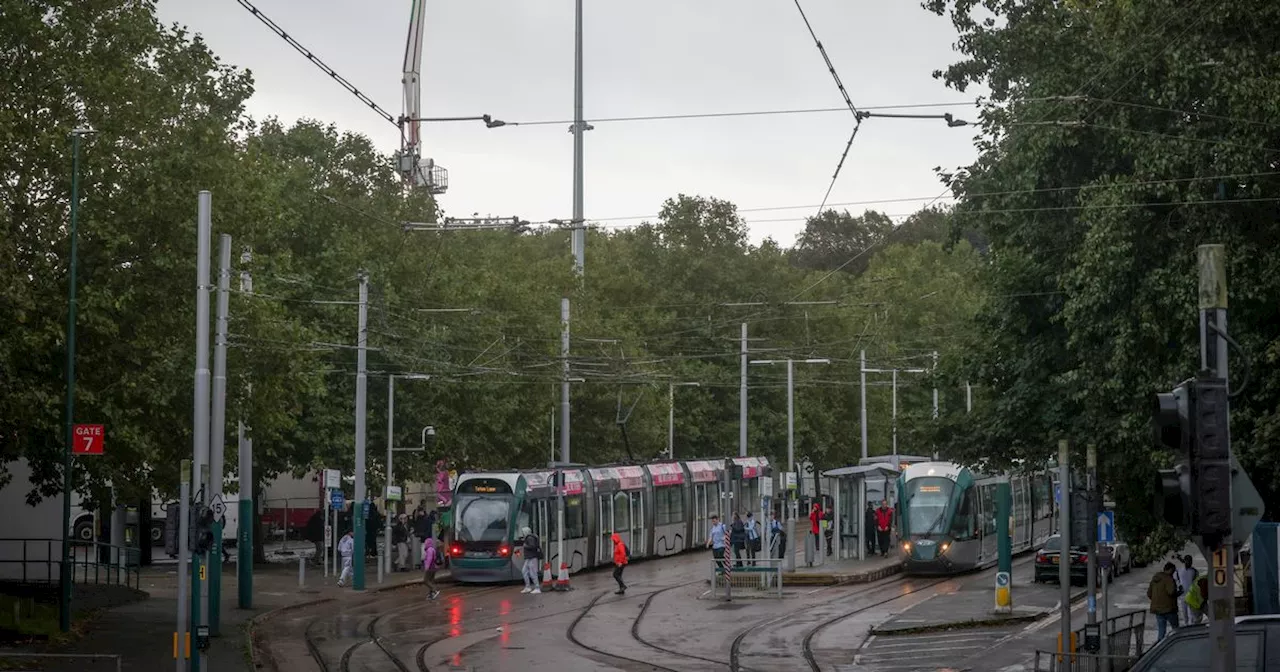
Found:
<box><xmin>399</xmin><ymin>0</ymin><xmax>446</xmax><ymax>193</ymax></box>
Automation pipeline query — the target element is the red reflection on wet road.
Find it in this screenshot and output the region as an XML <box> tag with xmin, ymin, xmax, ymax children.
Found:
<box><xmin>499</xmin><ymin>599</ymin><xmax>511</xmax><ymax>644</ymax></box>
<box><xmin>448</xmin><ymin>596</ymin><xmax>463</xmax><ymax>638</ymax></box>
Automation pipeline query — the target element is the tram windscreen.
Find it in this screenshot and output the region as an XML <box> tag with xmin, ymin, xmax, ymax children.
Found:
<box><xmin>455</xmin><ymin>493</ymin><xmax>512</xmax><ymax>543</ymax></box>
<box><xmin>902</xmin><ymin>477</ymin><xmax>955</xmax><ymax>535</ymax></box>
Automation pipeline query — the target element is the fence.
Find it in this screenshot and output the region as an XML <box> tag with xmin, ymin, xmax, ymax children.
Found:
<box><xmin>0</xmin><ymin>539</ymin><xmax>142</xmax><ymax>591</ymax></box>
<box><xmin>1033</xmin><ymin>609</ymin><xmax>1148</xmax><ymax>672</ymax></box>
<box><xmin>0</xmin><ymin>653</ymin><xmax>120</xmax><ymax>671</ymax></box>
<box><xmin>710</xmin><ymin>556</ymin><xmax>783</xmax><ymax>598</ymax></box>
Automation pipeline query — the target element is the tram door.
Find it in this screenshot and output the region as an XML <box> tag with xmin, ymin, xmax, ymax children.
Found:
<box><xmin>628</xmin><ymin>491</ymin><xmax>645</xmax><ymax>556</ymax></box>
<box><xmin>598</xmin><ymin>493</ymin><xmax>615</xmax><ymax>565</ymax></box>
<box><xmin>694</xmin><ymin>484</ymin><xmax>711</xmax><ymax>542</ymax></box>
<box><xmin>532</xmin><ymin>500</ymin><xmax>551</xmax><ymax>544</ymax></box>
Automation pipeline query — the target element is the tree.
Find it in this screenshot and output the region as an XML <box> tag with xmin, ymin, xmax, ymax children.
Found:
<box><xmin>791</xmin><ymin>210</ymin><xmax>894</xmax><ymax>274</ymax></box>
<box><xmin>921</xmin><ymin>0</ymin><xmax>1280</xmax><ymax>546</ymax></box>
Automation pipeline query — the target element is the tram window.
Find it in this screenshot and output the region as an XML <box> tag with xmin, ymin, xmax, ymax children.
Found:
<box><xmin>655</xmin><ymin>487</ymin><xmax>683</xmax><ymax>525</ymax></box>
<box><xmin>708</xmin><ymin>484</ymin><xmax>721</xmax><ymax>516</ymax></box>
<box><xmin>558</xmin><ymin>497</ymin><xmax>585</xmax><ymax>539</ymax></box>
<box><xmin>950</xmin><ymin>489</ymin><xmax>976</xmax><ymax>540</ymax></box>
<box><xmin>668</xmin><ymin>487</ymin><xmax>684</xmax><ymax>522</ymax></box>
<box><xmin>614</xmin><ymin>492</ymin><xmax>631</xmax><ymax>531</ymax></box>
<box><xmin>981</xmin><ymin>485</ymin><xmax>997</xmax><ymax>534</ymax></box>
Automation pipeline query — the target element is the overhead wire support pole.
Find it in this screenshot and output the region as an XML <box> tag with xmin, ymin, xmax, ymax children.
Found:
<box><xmin>570</xmin><ymin>0</ymin><xmax>590</xmax><ymax>276</ymax></box>
<box><xmin>740</xmin><ymin>323</ymin><xmax>748</xmax><ymax>457</ymax></box>
<box><xmin>208</xmin><ymin>234</ymin><xmax>231</xmax><ymax>636</ymax></box>
<box><xmin>353</xmin><ymin>272</ymin><xmax>369</xmax><ymax>591</ymax></box>
<box><xmin>1197</xmin><ymin>244</ymin><xmax>1234</xmax><ymax>671</ymax></box>
<box><xmin>861</xmin><ymin>358</ymin><xmax>928</xmax><ymax>468</ymax></box>
<box><xmin>560</xmin><ymin>298</ymin><xmax>571</xmax><ymax>464</ymax></box>
<box><xmin>236</xmin><ymin>248</ymin><xmax>253</xmax><ymax>609</ymax></box>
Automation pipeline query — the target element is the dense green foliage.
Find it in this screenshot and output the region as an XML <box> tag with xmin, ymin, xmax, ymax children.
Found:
<box><xmin>922</xmin><ymin>0</ymin><xmax>1280</xmax><ymax>545</ymax></box>
<box><xmin>0</xmin><ymin>0</ymin><xmax>982</xmax><ymax>508</ymax></box>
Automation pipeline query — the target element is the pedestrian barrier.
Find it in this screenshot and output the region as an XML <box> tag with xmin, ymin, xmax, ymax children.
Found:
<box><xmin>0</xmin><ymin>538</ymin><xmax>141</xmax><ymax>591</ymax></box>
<box><xmin>710</xmin><ymin>556</ymin><xmax>783</xmax><ymax>598</ymax></box>
<box><xmin>541</xmin><ymin>561</ymin><xmax>553</xmax><ymax>591</ymax></box>
<box><xmin>1033</xmin><ymin>609</ymin><xmax>1148</xmax><ymax>672</ymax></box>
<box><xmin>0</xmin><ymin>653</ymin><xmax>120</xmax><ymax>671</ymax></box>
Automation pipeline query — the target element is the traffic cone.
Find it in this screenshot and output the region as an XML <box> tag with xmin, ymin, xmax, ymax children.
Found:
<box><xmin>541</xmin><ymin>562</ymin><xmax>553</xmax><ymax>591</ymax></box>
<box><xmin>555</xmin><ymin>561</ymin><xmax>571</xmax><ymax>590</ymax></box>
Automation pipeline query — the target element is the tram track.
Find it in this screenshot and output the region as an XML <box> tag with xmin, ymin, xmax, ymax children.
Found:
<box><xmin>631</xmin><ymin>583</ymin><xmax>737</xmax><ymax>669</ymax></box>
<box><xmin>566</xmin><ymin>590</ymin><xmax>686</xmax><ymax>672</ymax></box>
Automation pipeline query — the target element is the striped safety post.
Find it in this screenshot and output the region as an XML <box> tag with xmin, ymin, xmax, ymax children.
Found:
<box><xmin>722</xmin><ymin>524</ymin><xmax>731</xmax><ymax>585</ymax></box>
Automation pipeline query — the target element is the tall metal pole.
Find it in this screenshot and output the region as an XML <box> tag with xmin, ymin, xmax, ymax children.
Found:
<box><xmin>560</xmin><ymin>298</ymin><xmax>570</xmax><ymax>464</ymax></box>
<box><xmin>1086</xmin><ymin>443</ymin><xmax>1098</xmax><ymax>631</ymax></box>
<box><xmin>931</xmin><ymin>351</ymin><xmax>939</xmax><ymax>461</ymax></box>
<box><xmin>175</xmin><ymin>460</ymin><xmax>191</xmax><ymax>672</ymax></box>
<box><xmin>59</xmin><ymin>129</ymin><xmax>86</xmax><ymax>633</ymax></box>
<box><xmin>891</xmin><ymin>369</ymin><xmax>898</xmax><ymax>467</ymax></box>
<box><xmin>570</xmin><ymin>0</ymin><xmax>586</xmax><ymax>276</ymax></box>
<box><xmin>385</xmin><ymin>375</ymin><xmax>395</xmax><ymax>577</ymax></box>
<box><xmin>208</xmin><ymin>234</ymin><xmax>230</xmax><ymax>636</ymax></box>
<box><xmin>1058</xmin><ymin>439</ymin><xmax>1071</xmax><ymax>658</ymax></box>
<box><xmin>859</xmin><ymin>350</ymin><xmax>868</xmax><ymax>461</ymax></box>
<box><xmin>739</xmin><ymin>323</ymin><xmax>748</xmax><ymax>457</ymax></box>
<box><xmin>667</xmin><ymin>383</ymin><xmax>675</xmax><ymax>459</ymax></box>
<box><xmin>353</xmin><ymin>273</ymin><xmax>369</xmax><ymax>590</ymax></box>
<box><xmin>1198</xmin><ymin>244</ymin><xmax>1234</xmax><ymax>671</ymax></box>
<box><xmin>966</xmin><ymin>382</ymin><xmax>972</xmax><ymax>413</ymax></box>
<box><xmin>191</xmin><ymin>190</ymin><xmax>212</xmax><ymax>672</ymax></box>
<box><xmin>236</xmin><ymin>248</ymin><xmax>253</xmax><ymax>609</ymax></box>
<box><xmin>785</xmin><ymin>359</ymin><xmax>795</xmax><ymax>572</ymax></box>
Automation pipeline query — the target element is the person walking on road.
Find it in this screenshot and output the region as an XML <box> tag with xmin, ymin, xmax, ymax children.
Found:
<box><xmin>336</xmin><ymin>528</ymin><xmax>354</xmax><ymax>587</ymax></box>
<box><xmin>730</xmin><ymin>513</ymin><xmax>747</xmax><ymax>567</ymax></box>
<box><xmin>874</xmin><ymin>500</ymin><xmax>894</xmax><ymax>557</ymax></box>
<box><xmin>519</xmin><ymin>526</ymin><xmax>542</xmax><ymax>594</ymax></box>
<box><xmin>611</xmin><ymin>532</ymin><xmax>628</xmax><ymax>594</ymax></box>
<box><xmin>1148</xmin><ymin>561</ymin><xmax>1181</xmax><ymax>640</ymax></box>
<box><xmin>707</xmin><ymin>515</ymin><xmax>726</xmax><ymax>564</ymax></box>
<box><xmin>744</xmin><ymin>512</ymin><xmax>760</xmax><ymax>561</ymax></box>
<box><xmin>1174</xmin><ymin>554</ymin><xmax>1198</xmax><ymax>625</ymax></box>
<box><xmin>421</xmin><ymin>536</ymin><xmax>441</xmax><ymax>600</ymax></box>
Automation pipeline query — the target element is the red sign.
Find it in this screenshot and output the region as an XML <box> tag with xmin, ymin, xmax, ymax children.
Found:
<box><xmin>73</xmin><ymin>424</ymin><xmax>104</xmax><ymax>455</ymax></box>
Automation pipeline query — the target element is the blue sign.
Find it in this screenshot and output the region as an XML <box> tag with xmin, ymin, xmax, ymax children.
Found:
<box><xmin>995</xmin><ymin>571</ymin><xmax>1010</xmax><ymax>587</ymax></box>
<box><xmin>1097</xmin><ymin>511</ymin><xmax>1115</xmax><ymax>543</ymax></box>
<box><xmin>362</xmin><ymin>501</ymin><xmax>370</xmax><ymax>519</ymax></box>
<box><xmin>1054</xmin><ymin>483</ymin><xmax>1061</xmax><ymax>503</ymax></box>
<box><xmin>330</xmin><ymin>490</ymin><xmax>345</xmax><ymax>510</ymax></box>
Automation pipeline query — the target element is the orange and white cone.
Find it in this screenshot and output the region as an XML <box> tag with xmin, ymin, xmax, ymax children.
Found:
<box><xmin>541</xmin><ymin>561</ymin><xmax>553</xmax><ymax>591</ymax></box>
<box><xmin>555</xmin><ymin>561</ymin><xmax>571</xmax><ymax>590</ymax></box>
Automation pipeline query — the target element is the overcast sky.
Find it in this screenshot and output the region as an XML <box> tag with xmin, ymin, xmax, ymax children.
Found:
<box><xmin>156</xmin><ymin>0</ymin><xmax>986</xmax><ymax>246</ymax></box>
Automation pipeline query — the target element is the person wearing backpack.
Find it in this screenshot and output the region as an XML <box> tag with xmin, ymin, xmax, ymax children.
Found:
<box><xmin>421</xmin><ymin>536</ymin><xmax>441</xmax><ymax>600</ymax></box>
<box><xmin>611</xmin><ymin>532</ymin><xmax>628</xmax><ymax>595</ymax></box>
<box><xmin>519</xmin><ymin>526</ymin><xmax>542</xmax><ymax>595</ymax></box>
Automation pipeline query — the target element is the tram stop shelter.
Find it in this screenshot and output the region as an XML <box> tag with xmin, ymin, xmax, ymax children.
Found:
<box><xmin>823</xmin><ymin>463</ymin><xmax>902</xmax><ymax>561</ymax></box>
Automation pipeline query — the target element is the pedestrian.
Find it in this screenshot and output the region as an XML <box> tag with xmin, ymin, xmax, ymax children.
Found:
<box><xmin>769</xmin><ymin>511</ymin><xmax>784</xmax><ymax>559</ymax></box>
<box><xmin>744</xmin><ymin>512</ymin><xmax>760</xmax><ymax>561</ymax></box>
<box><xmin>519</xmin><ymin>526</ymin><xmax>542</xmax><ymax>594</ymax></box>
<box><xmin>1184</xmin><ymin>573</ymin><xmax>1206</xmax><ymax>625</ymax></box>
<box><xmin>421</xmin><ymin>535</ymin><xmax>441</xmax><ymax>599</ymax></box>
<box><xmin>611</xmin><ymin>532</ymin><xmax>628</xmax><ymax>594</ymax></box>
<box><xmin>822</xmin><ymin>506</ymin><xmax>833</xmax><ymax>556</ymax></box>
<box><xmin>875</xmin><ymin>499</ymin><xmax>894</xmax><ymax>557</ymax></box>
<box><xmin>304</xmin><ymin>509</ymin><xmax>325</xmax><ymax>566</ymax></box>
<box><xmin>1174</xmin><ymin>554</ymin><xmax>1198</xmax><ymax>625</ymax></box>
<box><xmin>337</xmin><ymin>528</ymin><xmax>354</xmax><ymax>587</ymax></box>
<box><xmin>730</xmin><ymin>513</ymin><xmax>747</xmax><ymax>567</ymax></box>
<box><xmin>393</xmin><ymin>514</ymin><xmax>409</xmax><ymax>570</ymax></box>
<box><xmin>864</xmin><ymin>502</ymin><xmax>878</xmax><ymax>556</ymax></box>
<box><xmin>1148</xmin><ymin>561</ymin><xmax>1181</xmax><ymax>640</ymax></box>
<box><xmin>809</xmin><ymin>503</ymin><xmax>822</xmax><ymax>553</ymax></box>
<box><xmin>707</xmin><ymin>514</ymin><xmax>726</xmax><ymax>565</ymax></box>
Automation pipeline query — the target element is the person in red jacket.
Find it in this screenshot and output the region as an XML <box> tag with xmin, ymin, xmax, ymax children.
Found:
<box><xmin>611</xmin><ymin>532</ymin><xmax>628</xmax><ymax>595</ymax></box>
<box><xmin>810</xmin><ymin>502</ymin><xmax>822</xmax><ymax>551</ymax></box>
<box><xmin>875</xmin><ymin>499</ymin><xmax>894</xmax><ymax>557</ymax></box>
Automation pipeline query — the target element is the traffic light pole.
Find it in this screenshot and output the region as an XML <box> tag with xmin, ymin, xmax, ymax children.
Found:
<box><xmin>1197</xmin><ymin>244</ymin><xmax>1234</xmax><ymax>670</ymax></box>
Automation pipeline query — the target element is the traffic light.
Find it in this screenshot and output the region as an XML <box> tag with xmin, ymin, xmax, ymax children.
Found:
<box><xmin>1152</xmin><ymin>380</ymin><xmax>1193</xmax><ymax>531</ymax></box>
<box><xmin>1151</xmin><ymin>374</ymin><xmax>1232</xmax><ymax>543</ymax></box>
<box><xmin>1069</xmin><ymin>489</ymin><xmax>1098</xmax><ymax>547</ymax></box>
<box><xmin>190</xmin><ymin>503</ymin><xmax>215</xmax><ymax>555</ymax></box>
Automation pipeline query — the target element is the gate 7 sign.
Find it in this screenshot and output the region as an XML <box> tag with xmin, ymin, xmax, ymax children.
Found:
<box><xmin>73</xmin><ymin>424</ymin><xmax>104</xmax><ymax>455</ymax></box>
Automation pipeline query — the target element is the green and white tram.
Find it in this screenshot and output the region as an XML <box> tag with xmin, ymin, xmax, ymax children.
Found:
<box><xmin>896</xmin><ymin>461</ymin><xmax>1055</xmax><ymax>574</ymax></box>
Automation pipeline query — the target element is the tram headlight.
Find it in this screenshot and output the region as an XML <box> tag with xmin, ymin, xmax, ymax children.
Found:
<box><xmin>940</xmin><ymin>542</ymin><xmax>949</xmax><ymax>553</ymax></box>
<box><xmin>901</xmin><ymin>541</ymin><xmax>911</xmax><ymax>552</ymax></box>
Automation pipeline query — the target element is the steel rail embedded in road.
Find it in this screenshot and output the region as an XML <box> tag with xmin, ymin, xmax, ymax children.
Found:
<box><xmin>567</xmin><ymin>591</ymin><xmax>685</xmax><ymax>672</ymax></box>
<box><xmin>632</xmin><ymin>584</ymin><xmax>736</xmax><ymax>669</ymax></box>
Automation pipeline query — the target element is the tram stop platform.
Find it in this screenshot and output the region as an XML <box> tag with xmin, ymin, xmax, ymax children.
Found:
<box><xmin>869</xmin><ymin>564</ymin><xmax>1086</xmax><ymax>635</ymax></box>
<box><xmin>779</xmin><ymin>521</ymin><xmax>904</xmax><ymax>586</ymax></box>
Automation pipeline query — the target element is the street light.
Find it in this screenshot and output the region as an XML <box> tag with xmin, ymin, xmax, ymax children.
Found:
<box><xmin>749</xmin><ymin>358</ymin><xmax>829</xmax><ymax>572</ymax></box>
<box><xmin>666</xmin><ymin>382</ymin><xmax>700</xmax><ymax>459</ymax></box>
<box><xmin>61</xmin><ymin>127</ymin><xmax>94</xmax><ymax>633</ymax></box>
<box><xmin>385</xmin><ymin>373</ymin><xmax>430</xmax><ymax>576</ymax></box>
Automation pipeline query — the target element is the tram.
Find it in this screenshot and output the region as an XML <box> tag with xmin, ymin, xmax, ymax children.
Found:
<box><xmin>448</xmin><ymin>457</ymin><xmax>772</xmax><ymax>583</ymax></box>
<box><xmin>896</xmin><ymin>461</ymin><xmax>1055</xmax><ymax>574</ymax></box>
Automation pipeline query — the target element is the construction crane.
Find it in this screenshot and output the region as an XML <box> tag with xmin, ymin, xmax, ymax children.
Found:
<box><xmin>397</xmin><ymin>0</ymin><xmax>447</xmax><ymax>194</ymax></box>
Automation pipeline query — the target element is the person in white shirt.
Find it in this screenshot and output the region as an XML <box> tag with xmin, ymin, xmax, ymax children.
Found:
<box><xmin>337</xmin><ymin>529</ymin><xmax>355</xmax><ymax>587</ymax></box>
<box><xmin>1174</xmin><ymin>554</ymin><xmax>1198</xmax><ymax>626</ymax></box>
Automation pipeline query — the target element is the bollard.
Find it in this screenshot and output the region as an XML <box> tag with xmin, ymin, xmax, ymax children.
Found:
<box><xmin>298</xmin><ymin>556</ymin><xmax>305</xmax><ymax>589</ymax></box>
<box><xmin>377</xmin><ymin>553</ymin><xmax>383</xmax><ymax>584</ymax></box>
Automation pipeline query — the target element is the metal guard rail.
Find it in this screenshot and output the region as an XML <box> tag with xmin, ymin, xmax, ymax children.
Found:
<box><xmin>0</xmin><ymin>538</ymin><xmax>142</xmax><ymax>591</ymax></box>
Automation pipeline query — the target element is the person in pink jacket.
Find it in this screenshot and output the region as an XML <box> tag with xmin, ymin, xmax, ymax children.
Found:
<box><xmin>421</xmin><ymin>536</ymin><xmax>441</xmax><ymax>600</ymax></box>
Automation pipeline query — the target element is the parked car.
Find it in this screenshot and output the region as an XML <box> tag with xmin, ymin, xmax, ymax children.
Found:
<box><xmin>1033</xmin><ymin>534</ymin><xmax>1117</xmax><ymax>585</ymax></box>
<box><xmin>1129</xmin><ymin>615</ymin><xmax>1280</xmax><ymax>670</ymax></box>
<box><xmin>1106</xmin><ymin>539</ymin><xmax>1131</xmax><ymax>574</ymax></box>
